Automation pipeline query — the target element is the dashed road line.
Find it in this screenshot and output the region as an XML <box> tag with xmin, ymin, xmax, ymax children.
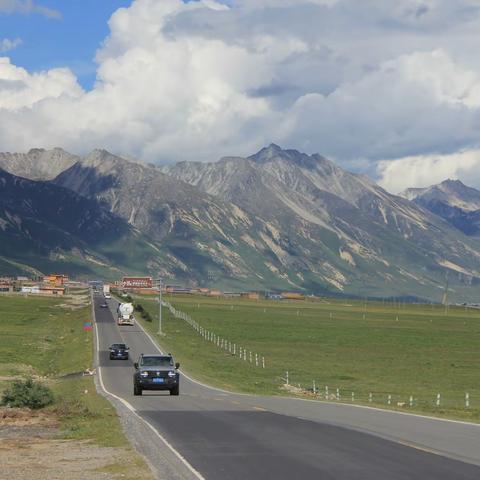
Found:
<box><xmin>92</xmin><ymin>296</ymin><xmax>205</xmax><ymax>480</ymax></box>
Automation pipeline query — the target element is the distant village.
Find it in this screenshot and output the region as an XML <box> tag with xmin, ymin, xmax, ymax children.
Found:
<box><xmin>111</xmin><ymin>276</ymin><xmax>308</xmax><ymax>300</ymax></box>
<box><xmin>0</xmin><ymin>274</ymin><xmax>72</xmax><ymax>295</ymax></box>
<box><xmin>0</xmin><ymin>274</ymin><xmax>309</xmax><ymax>301</ymax></box>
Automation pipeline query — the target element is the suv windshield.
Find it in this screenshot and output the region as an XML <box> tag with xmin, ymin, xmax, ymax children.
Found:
<box><xmin>112</xmin><ymin>344</ymin><xmax>126</xmax><ymax>349</ymax></box>
<box><xmin>140</xmin><ymin>356</ymin><xmax>173</xmax><ymax>367</ymax></box>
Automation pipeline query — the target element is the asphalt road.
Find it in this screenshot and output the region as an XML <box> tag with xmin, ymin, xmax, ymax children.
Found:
<box><xmin>94</xmin><ymin>295</ymin><xmax>480</xmax><ymax>479</ymax></box>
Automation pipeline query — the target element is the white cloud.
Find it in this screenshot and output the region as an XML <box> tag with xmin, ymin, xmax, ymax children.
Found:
<box><xmin>283</xmin><ymin>49</ymin><xmax>480</xmax><ymax>163</ymax></box>
<box><xmin>0</xmin><ymin>58</ymin><xmax>83</xmax><ymax>110</ymax></box>
<box><xmin>378</xmin><ymin>150</ymin><xmax>480</xmax><ymax>193</ymax></box>
<box><xmin>0</xmin><ymin>38</ymin><xmax>22</xmax><ymax>53</ymax></box>
<box><xmin>0</xmin><ymin>0</ymin><xmax>61</xmax><ymax>18</ymax></box>
<box><xmin>0</xmin><ymin>0</ymin><xmax>480</xmax><ymax>183</ymax></box>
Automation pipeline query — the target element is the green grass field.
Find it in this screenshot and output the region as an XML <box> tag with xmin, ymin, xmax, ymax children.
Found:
<box><xmin>0</xmin><ymin>292</ymin><xmax>128</xmax><ymax>446</ymax></box>
<box><xmin>133</xmin><ymin>294</ymin><xmax>480</xmax><ymax>422</ymax></box>
<box><xmin>0</xmin><ymin>291</ymin><xmax>154</xmax><ymax>478</ymax></box>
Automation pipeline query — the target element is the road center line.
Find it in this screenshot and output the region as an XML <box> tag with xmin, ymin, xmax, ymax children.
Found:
<box><xmin>92</xmin><ymin>294</ymin><xmax>205</xmax><ymax>480</ymax></box>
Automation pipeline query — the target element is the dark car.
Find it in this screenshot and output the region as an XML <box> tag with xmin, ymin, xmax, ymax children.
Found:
<box><xmin>109</xmin><ymin>343</ymin><xmax>129</xmax><ymax>360</ymax></box>
<box><xmin>100</xmin><ymin>302</ymin><xmax>108</xmax><ymax>308</ymax></box>
<box><xmin>133</xmin><ymin>354</ymin><xmax>180</xmax><ymax>396</ymax></box>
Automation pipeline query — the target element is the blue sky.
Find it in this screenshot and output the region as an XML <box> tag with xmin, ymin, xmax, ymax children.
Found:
<box><xmin>0</xmin><ymin>0</ymin><xmax>131</xmax><ymax>89</ymax></box>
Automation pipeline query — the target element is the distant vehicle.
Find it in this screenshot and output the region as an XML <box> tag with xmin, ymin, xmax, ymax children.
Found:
<box><xmin>100</xmin><ymin>302</ymin><xmax>108</xmax><ymax>308</ymax></box>
<box><xmin>109</xmin><ymin>343</ymin><xmax>129</xmax><ymax>360</ymax></box>
<box><xmin>104</xmin><ymin>293</ymin><xmax>111</xmax><ymax>299</ymax></box>
<box><xmin>117</xmin><ymin>302</ymin><xmax>135</xmax><ymax>326</ymax></box>
<box><xmin>103</xmin><ymin>284</ymin><xmax>110</xmax><ymax>295</ymax></box>
<box><xmin>133</xmin><ymin>354</ymin><xmax>180</xmax><ymax>396</ymax></box>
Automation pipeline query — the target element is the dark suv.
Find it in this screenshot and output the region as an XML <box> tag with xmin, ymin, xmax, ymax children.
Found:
<box><xmin>109</xmin><ymin>343</ymin><xmax>129</xmax><ymax>360</ymax></box>
<box><xmin>133</xmin><ymin>354</ymin><xmax>180</xmax><ymax>396</ymax></box>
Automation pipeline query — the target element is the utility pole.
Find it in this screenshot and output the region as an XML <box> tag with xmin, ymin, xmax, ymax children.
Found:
<box><xmin>157</xmin><ymin>276</ymin><xmax>163</xmax><ymax>335</ymax></box>
<box><xmin>442</xmin><ymin>271</ymin><xmax>449</xmax><ymax>314</ymax></box>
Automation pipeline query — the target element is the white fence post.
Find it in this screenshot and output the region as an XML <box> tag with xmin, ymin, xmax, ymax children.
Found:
<box><xmin>466</xmin><ymin>393</ymin><xmax>470</xmax><ymax>408</ymax></box>
<box><xmin>286</xmin><ymin>371</ymin><xmax>289</xmax><ymax>385</ymax></box>
<box><xmin>313</xmin><ymin>380</ymin><xmax>316</xmax><ymax>394</ymax></box>
<box><xmin>262</xmin><ymin>357</ymin><xmax>265</xmax><ymax>369</ymax></box>
<box><xmin>255</xmin><ymin>354</ymin><xmax>258</xmax><ymax>367</ymax></box>
<box><xmin>409</xmin><ymin>395</ymin><xmax>413</xmax><ymax>407</ymax></box>
<box><xmin>325</xmin><ymin>385</ymin><xmax>329</xmax><ymax>398</ymax></box>
<box><xmin>388</xmin><ymin>394</ymin><xmax>391</xmax><ymax>405</ymax></box>
<box><xmin>369</xmin><ymin>392</ymin><xmax>372</xmax><ymax>403</ymax></box>
<box><xmin>436</xmin><ymin>393</ymin><xmax>441</xmax><ymax>407</ymax></box>
<box><xmin>336</xmin><ymin>388</ymin><xmax>340</xmax><ymax>401</ymax></box>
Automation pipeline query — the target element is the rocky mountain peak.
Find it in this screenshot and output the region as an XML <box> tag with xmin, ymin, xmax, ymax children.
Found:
<box><xmin>401</xmin><ymin>179</ymin><xmax>480</xmax><ymax>212</ymax></box>
<box><xmin>437</xmin><ymin>179</ymin><xmax>478</xmax><ymax>197</ymax></box>
<box><xmin>0</xmin><ymin>147</ymin><xmax>79</xmax><ymax>181</ymax></box>
<box><xmin>249</xmin><ymin>143</ymin><xmax>283</xmax><ymax>161</ymax></box>
<box><xmin>84</xmin><ymin>148</ymin><xmax>118</xmax><ymax>164</ymax></box>
<box><xmin>27</xmin><ymin>148</ymin><xmax>46</xmax><ymax>155</ymax></box>
<box><xmin>400</xmin><ymin>178</ymin><xmax>480</xmax><ymax>237</ymax></box>
<box><xmin>441</xmin><ymin>178</ymin><xmax>464</xmax><ymax>187</ymax></box>
<box><xmin>248</xmin><ymin>143</ymin><xmax>330</xmax><ymax>171</ymax></box>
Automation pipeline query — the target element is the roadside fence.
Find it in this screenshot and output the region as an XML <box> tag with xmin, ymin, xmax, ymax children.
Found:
<box><xmin>163</xmin><ymin>301</ymin><xmax>266</xmax><ymax>369</ymax></box>
<box><xmin>281</xmin><ymin>371</ymin><xmax>475</xmax><ymax>410</ymax></box>
<box><xmin>150</xmin><ymin>297</ymin><xmax>476</xmax><ymax>413</ymax></box>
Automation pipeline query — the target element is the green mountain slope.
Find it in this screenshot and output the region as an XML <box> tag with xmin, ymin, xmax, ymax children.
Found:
<box><xmin>0</xmin><ymin>168</ymin><xmax>162</xmax><ymax>279</ymax></box>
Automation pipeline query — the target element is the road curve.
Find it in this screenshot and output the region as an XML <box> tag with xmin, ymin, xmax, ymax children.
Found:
<box><xmin>93</xmin><ymin>295</ymin><xmax>480</xmax><ymax>480</ymax></box>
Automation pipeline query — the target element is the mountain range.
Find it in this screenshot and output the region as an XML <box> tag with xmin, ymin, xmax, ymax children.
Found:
<box><xmin>1</xmin><ymin>145</ymin><xmax>480</xmax><ymax>301</ymax></box>
<box><xmin>401</xmin><ymin>180</ymin><xmax>480</xmax><ymax>237</ymax></box>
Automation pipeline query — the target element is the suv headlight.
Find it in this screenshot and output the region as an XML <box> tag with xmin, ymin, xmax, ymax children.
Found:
<box><xmin>167</xmin><ymin>371</ymin><xmax>176</xmax><ymax>378</ymax></box>
<box><xmin>140</xmin><ymin>371</ymin><xmax>149</xmax><ymax>377</ymax></box>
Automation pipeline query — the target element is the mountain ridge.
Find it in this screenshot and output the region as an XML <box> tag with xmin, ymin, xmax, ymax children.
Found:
<box><xmin>400</xmin><ymin>179</ymin><xmax>480</xmax><ymax>237</ymax></box>
<box><xmin>1</xmin><ymin>146</ymin><xmax>480</xmax><ymax>300</ymax></box>
<box><xmin>0</xmin><ymin>166</ymin><xmax>165</xmax><ymax>278</ymax></box>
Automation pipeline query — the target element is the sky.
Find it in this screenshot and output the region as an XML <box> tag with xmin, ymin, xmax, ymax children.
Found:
<box><xmin>1</xmin><ymin>0</ymin><xmax>480</xmax><ymax>192</ymax></box>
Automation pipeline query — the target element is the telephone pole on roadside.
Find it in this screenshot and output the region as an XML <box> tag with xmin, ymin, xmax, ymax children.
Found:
<box><xmin>156</xmin><ymin>276</ymin><xmax>163</xmax><ymax>335</ymax></box>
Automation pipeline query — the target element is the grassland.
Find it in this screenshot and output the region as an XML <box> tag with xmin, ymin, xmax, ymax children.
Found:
<box><xmin>0</xmin><ymin>291</ymin><xmax>153</xmax><ymax>478</ymax></box>
<box><xmin>134</xmin><ymin>294</ymin><xmax>480</xmax><ymax>422</ymax></box>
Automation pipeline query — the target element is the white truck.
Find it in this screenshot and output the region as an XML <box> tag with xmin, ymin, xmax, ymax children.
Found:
<box><xmin>117</xmin><ymin>303</ymin><xmax>135</xmax><ymax>326</ymax></box>
<box><xmin>103</xmin><ymin>284</ymin><xmax>111</xmax><ymax>299</ymax></box>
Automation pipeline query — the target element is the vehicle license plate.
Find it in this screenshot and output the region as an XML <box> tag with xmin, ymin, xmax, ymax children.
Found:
<box><xmin>153</xmin><ymin>378</ymin><xmax>164</xmax><ymax>384</ymax></box>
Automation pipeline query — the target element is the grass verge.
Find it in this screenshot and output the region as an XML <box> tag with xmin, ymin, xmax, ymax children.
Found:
<box><xmin>0</xmin><ymin>291</ymin><xmax>153</xmax><ymax>477</ymax></box>
<box><xmin>132</xmin><ymin>293</ymin><xmax>480</xmax><ymax>422</ymax></box>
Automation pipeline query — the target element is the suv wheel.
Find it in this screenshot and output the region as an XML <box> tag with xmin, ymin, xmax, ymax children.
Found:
<box><xmin>134</xmin><ymin>384</ymin><xmax>142</xmax><ymax>396</ymax></box>
<box><xmin>170</xmin><ymin>385</ymin><xmax>179</xmax><ymax>396</ymax></box>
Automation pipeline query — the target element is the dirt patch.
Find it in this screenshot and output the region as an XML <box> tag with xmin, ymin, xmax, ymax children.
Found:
<box><xmin>0</xmin><ymin>407</ymin><xmax>58</xmax><ymax>428</ymax></box>
<box><xmin>0</xmin><ymin>408</ymin><xmax>154</xmax><ymax>480</ymax></box>
<box><xmin>0</xmin><ymin>438</ymin><xmax>137</xmax><ymax>480</ymax></box>
<box><xmin>55</xmin><ymin>292</ymin><xmax>90</xmax><ymax>311</ymax></box>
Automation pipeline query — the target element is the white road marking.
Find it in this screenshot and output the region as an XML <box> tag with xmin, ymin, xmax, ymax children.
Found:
<box><xmin>134</xmin><ymin>313</ymin><xmax>480</xmax><ymax>429</ymax></box>
<box><xmin>105</xmin><ymin>295</ymin><xmax>480</xmax><ymax>468</ymax></box>
<box><xmin>92</xmin><ymin>297</ymin><xmax>206</xmax><ymax>480</ymax></box>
